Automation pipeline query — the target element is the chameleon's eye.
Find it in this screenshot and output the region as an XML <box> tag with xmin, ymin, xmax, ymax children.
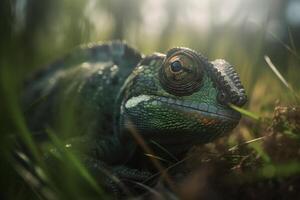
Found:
<box><xmin>170</xmin><ymin>60</ymin><xmax>183</xmax><ymax>73</ymax></box>
<box><xmin>159</xmin><ymin>48</ymin><xmax>204</xmax><ymax>96</ymax></box>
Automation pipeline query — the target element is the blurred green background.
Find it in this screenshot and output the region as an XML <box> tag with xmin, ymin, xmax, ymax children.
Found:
<box><xmin>1</xmin><ymin>0</ymin><xmax>300</xmax><ymax>102</ymax></box>
<box><xmin>1</xmin><ymin>0</ymin><xmax>300</xmax><ymax>199</ymax></box>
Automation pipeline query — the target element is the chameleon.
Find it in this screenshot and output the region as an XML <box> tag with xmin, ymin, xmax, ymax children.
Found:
<box><xmin>22</xmin><ymin>41</ymin><xmax>247</xmax><ymax>193</ymax></box>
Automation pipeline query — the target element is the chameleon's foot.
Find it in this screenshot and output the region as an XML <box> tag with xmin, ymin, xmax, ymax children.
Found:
<box><xmin>83</xmin><ymin>157</ymin><xmax>152</xmax><ymax>197</ymax></box>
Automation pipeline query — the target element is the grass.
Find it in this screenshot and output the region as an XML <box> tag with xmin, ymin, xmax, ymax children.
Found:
<box><xmin>1</xmin><ymin>0</ymin><xmax>300</xmax><ymax>199</ymax></box>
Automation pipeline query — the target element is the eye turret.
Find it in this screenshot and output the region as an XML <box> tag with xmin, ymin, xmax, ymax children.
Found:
<box><xmin>159</xmin><ymin>48</ymin><xmax>206</xmax><ymax>96</ymax></box>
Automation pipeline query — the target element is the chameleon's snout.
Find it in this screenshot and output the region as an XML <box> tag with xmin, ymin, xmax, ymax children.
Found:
<box><xmin>211</xmin><ymin>59</ymin><xmax>247</xmax><ymax>107</ymax></box>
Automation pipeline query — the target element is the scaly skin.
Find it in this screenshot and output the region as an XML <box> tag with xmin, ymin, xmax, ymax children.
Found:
<box><xmin>23</xmin><ymin>41</ymin><xmax>247</xmax><ymax>193</ymax></box>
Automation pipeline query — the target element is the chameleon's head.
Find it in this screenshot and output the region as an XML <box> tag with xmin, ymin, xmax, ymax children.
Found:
<box><xmin>118</xmin><ymin>47</ymin><xmax>247</xmax><ymax>152</ymax></box>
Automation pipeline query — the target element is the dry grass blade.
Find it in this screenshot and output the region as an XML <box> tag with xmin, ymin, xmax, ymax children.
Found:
<box><xmin>150</xmin><ymin>140</ymin><xmax>179</xmax><ymax>162</ymax></box>
<box><xmin>264</xmin><ymin>55</ymin><xmax>299</xmax><ymax>102</ymax></box>
<box><xmin>126</xmin><ymin>180</ymin><xmax>164</xmax><ymax>199</ymax></box>
<box><xmin>126</xmin><ymin>121</ymin><xmax>177</xmax><ymax>193</ymax></box>
<box><xmin>264</xmin><ymin>55</ymin><xmax>291</xmax><ymax>89</ymax></box>
<box><xmin>144</xmin><ymin>153</ymin><xmax>170</xmax><ymax>164</ymax></box>
<box><xmin>228</xmin><ymin>136</ymin><xmax>266</xmax><ymax>152</ymax></box>
<box><xmin>13</xmin><ymin>152</ymin><xmax>58</xmax><ymax>200</ymax></box>
<box><xmin>14</xmin><ymin>164</ymin><xmax>57</xmax><ymax>200</ymax></box>
<box><xmin>288</xmin><ymin>27</ymin><xmax>297</xmax><ymax>52</ymax></box>
<box><xmin>143</xmin><ymin>156</ymin><xmax>190</xmax><ymax>185</ymax></box>
<box><xmin>268</xmin><ymin>31</ymin><xmax>300</xmax><ymax>60</ymax></box>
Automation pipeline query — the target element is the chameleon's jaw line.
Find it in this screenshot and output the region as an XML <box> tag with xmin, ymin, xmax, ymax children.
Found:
<box><xmin>125</xmin><ymin>95</ymin><xmax>241</xmax><ymax>121</ymax></box>
<box><xmin>153</xmin><ymin>96</ymin><xmax>241</xmax><ymax>121</ymax></box>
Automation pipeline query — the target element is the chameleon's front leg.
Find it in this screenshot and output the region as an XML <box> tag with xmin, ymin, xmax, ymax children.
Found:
<box><xmin>83</xmin><ymin>156</ymin><xmax>152</xmax><ymax>196</ymax></box>
<box><xmin>45</xmin><ymin>135</ymin><xmax>152</xmax><ymax>195</ymax></box>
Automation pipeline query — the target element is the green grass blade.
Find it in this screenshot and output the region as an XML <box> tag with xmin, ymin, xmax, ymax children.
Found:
<box><xmin>47</xmin><ymin>129</ymin><xmax>106</xmax><ymax>197</ymax></box>
<box><xmin>229</xmin><ymin>104</ymin><xmax>261</xmax><ymax>121</ymax></box>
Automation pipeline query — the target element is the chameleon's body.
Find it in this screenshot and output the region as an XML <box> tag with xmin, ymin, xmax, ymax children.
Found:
<box><xmin>23</xmin><ymin>41</ymin><xmax>247</xmax><ymax>192</ymax></box>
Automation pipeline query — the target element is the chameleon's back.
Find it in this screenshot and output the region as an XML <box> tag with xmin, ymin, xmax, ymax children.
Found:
<box><xmin>22</xmin><ymin>41</ymin><xmax>142</xmax><ymax>140</ymax></box>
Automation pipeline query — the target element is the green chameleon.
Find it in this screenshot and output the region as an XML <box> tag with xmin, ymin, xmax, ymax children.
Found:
<box><xmin>23</xmin><ymin>41</ymin><xmax>247</xmax><ymax>193</ymax></box>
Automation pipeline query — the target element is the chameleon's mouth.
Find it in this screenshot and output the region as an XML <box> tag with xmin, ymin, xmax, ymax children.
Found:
<box><xmin>152</xmin><ymin>96</ymin><xmax>241</xmax><ymax>121</ymax></box>
<box><xmin>124</xmin><ymin>94</ymin><xmax>241</xmax><ymax>121</ymax></box>
<box><xmin>124</xmin><ymin>94</ymin><xmax>241</xmax><ymax>149</ymax></box>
